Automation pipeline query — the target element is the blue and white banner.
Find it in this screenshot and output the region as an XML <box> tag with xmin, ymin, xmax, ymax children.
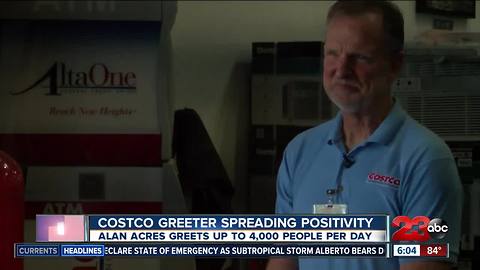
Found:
<box><xmin>87</xmin><ymin>215</ymin><xmax>388</xmax><ymax>243</ymax></box>
<box><xmin>88</xmin><ymin>215</ymin><xmax>388</xmax><ymax>230</ymax></box>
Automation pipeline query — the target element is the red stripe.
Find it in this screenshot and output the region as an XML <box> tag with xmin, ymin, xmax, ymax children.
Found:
<box><xmin>0</xmin><ymin>134</ymin><xmax>162</xmax><ymax>166</ymax></box>
<box><xmin>25</xmin><ymin>201</ymin><xmax>163</xmax><ymax>219</ymax></box>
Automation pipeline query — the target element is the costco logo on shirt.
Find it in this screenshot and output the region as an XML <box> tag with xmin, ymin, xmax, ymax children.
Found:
<box><xmin>367</xmin><ymin>172</ymin><xmax>401</xmax><ymax>187</ymax></box>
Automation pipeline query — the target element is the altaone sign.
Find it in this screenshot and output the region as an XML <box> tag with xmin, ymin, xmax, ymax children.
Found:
<box><xmin>10</xmin><ymin>62</ymin><xmax>137</xmax><ymax>96</ymax></box>
<box><xmin>0</xmin><ymin>20</ymin><xmax>161</xmax><ymax>134</ymax></box>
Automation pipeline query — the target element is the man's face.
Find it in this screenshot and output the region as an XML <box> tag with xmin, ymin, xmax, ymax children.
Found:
<box><xmin>323</xmin><ymin>13</ymin><xmax>401</xmax><ymax>113</ymax></box>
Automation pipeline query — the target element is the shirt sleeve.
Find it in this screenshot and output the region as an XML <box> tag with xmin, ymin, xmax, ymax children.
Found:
<box><xmin>275</xmin><ymin>146</ymin><xmax>295</xmax><ymax>214</ymax></box>
<box><xmin>399</xmin><ymin>157</ymin><xmax>463</xmax><ymax>265</ymax></box>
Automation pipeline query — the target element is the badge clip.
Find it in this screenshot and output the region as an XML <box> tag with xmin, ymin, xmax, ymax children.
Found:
<box><xmin>312</xmin><ymin>188</ymin><xmax>347</xmax><ymax>214</ymax></box>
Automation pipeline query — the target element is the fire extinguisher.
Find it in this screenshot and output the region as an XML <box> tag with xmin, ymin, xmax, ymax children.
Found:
<box><xmin>0</xmin><ymin>151</ymin><xmax>24</xmax><ymax>270</ymax></box>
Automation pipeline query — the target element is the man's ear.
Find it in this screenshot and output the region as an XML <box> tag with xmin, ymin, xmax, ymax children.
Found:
<box><xmin>388</xmin><ymin>51</ymin><xmax>404</xmax><ymax>83</ymax></box>
<box><xmin>390</xmin><ymin>51</ymin><xmax>404</xmax><ymax>78</ymax></box>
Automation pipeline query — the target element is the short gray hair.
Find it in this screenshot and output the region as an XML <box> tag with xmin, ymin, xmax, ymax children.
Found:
<box><xmin>327</xmin><ymin>0</ymin><xmax>404</xmax><ymax>54</ymax></box>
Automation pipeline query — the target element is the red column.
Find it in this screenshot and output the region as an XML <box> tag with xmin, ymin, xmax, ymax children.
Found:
<box><xmin>0</xmin><ymin>151</ymin><xmax>24</xmax><ymax>270</ymax></box>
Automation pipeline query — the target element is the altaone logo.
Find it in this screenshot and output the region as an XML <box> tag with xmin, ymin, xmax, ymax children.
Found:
<box><xmin>10</xmin><ymin>62</ymin><xmax>137</xmax><ymax>96</ymax></box>
<box><xmin>367</xmin><ymin>172</ymin><xmax>400</xmax><ymax>187</ymax></box>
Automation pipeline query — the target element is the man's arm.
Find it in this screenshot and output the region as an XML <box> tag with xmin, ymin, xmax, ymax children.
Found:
<box><xmin>268</xmin><ymin>136</ymin><xmax>300</xmax><ymax>270</ymax></box>
<box><xmin>400</xmin><ymin>261</ymin><xmax>452</xmax><ymax>270</ymax></box>
<box><xmin>399</xmin><ymin>157</ymin><xmax>462</xmax><ymax>265</ymax></box>
<box><xmin>266</xmin><ymin>257</ymin><xmax>298</xmax><ymax>270</ymax></box>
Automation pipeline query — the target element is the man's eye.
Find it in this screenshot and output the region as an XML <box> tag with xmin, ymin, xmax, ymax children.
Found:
<box><xmin>325</xmin><ymin>50</ymin><xmax>338</xmax><ymax>57</ymax></box>
<box><xmin>354</xmin><ymin>54</ymin><xmax>372</xmax><ymax>63</ymax></box>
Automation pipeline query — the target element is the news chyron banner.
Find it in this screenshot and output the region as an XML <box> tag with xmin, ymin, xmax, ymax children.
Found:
<box><xmin>16</xmin><ymin>215</ymin><xmax>390</xmax><ymax>258</ymax></box>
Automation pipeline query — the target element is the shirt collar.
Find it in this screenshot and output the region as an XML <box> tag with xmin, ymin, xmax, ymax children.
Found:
<box><xmin>327</xmin><ymin>112</ymin><xmax>343</xmax><ymax>146</ymax></box>
<box><xmin>327</xmin><ymin>100</ymin><xmax>407</xmax><ymax>146</ymax></box>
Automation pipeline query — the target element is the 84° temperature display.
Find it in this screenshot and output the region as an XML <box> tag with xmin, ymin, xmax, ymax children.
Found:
<box><xmin>420</xmin><ymin>244</ymin><xmax>448</xmax><ymax>257</ymax></box>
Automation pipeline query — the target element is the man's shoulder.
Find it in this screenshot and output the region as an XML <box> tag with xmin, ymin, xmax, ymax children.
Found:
<box><xmin>287</xmin><ymin>118</ymin><xmax>336</xmax><ymax>150</ymax></box>
<box><xmin>399</xmin><ymin>116</ymin><xmax>453</xmax><ymax>161</ymax></box>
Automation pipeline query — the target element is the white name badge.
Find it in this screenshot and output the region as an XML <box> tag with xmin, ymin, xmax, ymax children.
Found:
<box><xmin>313</xmin><ymin>204</ymin><xmax>348</xmax><ymax>214</ymax></box>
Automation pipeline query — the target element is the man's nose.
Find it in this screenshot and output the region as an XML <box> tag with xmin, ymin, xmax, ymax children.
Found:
<box><xmin>336</xmin><ymin>55</ymin><xmax>353</xmax><ymax>78</ymax></box>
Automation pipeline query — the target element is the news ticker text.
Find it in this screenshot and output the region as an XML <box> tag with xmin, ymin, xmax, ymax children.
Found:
<box><xmin>15</xmin><ymin>243</ymin><xmax>449</xmax><ymax>258</ymax></box>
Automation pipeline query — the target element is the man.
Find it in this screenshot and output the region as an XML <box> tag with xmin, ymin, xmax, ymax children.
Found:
<box><xmin>267</xmin><ymin>1</ymin><xmax>462</xmax><ymax>270</ymax></box>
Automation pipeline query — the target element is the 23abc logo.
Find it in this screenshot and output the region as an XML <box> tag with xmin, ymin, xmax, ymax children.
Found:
<box><xmin>392</xmin><ymin>216</ymin><xmax>448</xmax><ymax>241</ymax></box>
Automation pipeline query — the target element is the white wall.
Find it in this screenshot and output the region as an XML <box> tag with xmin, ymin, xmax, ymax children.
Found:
<box><xmin>170</xmin><ymin>1</ymin><xmax>480</xmax><ymax>212</ymax></box>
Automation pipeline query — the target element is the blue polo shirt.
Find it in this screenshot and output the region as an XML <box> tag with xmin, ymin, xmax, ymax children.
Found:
<box><xmin>276</xmin><ymin>101</ymin><xmax>463</xmax><ymax>269</ymax></box>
